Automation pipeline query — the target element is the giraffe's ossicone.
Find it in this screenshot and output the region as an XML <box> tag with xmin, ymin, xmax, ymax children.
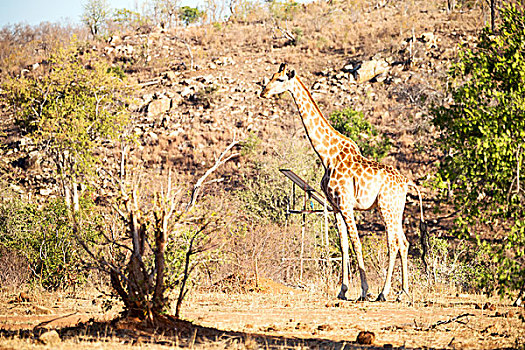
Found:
<box><xmin>261</xmin><ymin>63</ymin><xmax>428</xmax><ymax>301</ymax></box>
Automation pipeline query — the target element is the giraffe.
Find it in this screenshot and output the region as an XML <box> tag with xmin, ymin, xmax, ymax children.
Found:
<box><xmin>260</xmin><ymin>63</ymin><xmax>428</xmax><ymax>301</ymax></box>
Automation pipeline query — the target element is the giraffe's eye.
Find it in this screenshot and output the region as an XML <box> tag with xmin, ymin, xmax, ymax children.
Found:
<box><xmin>276</xmin><ymin>77</ymin><xmax>286</xmax><ymax>82</ymax></box>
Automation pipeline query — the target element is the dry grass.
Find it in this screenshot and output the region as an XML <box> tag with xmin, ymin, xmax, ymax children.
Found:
<box><xmin>2</xmin><ymin>1</ymin><xmax>519</xmax><ymax>348</ymax></box>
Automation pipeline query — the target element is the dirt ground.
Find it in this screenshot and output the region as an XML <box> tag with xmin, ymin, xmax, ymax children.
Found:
<box><xmin>0</xmin><ymin>282</ymin><xmax>523</xmax><ymax>349</ymax></box>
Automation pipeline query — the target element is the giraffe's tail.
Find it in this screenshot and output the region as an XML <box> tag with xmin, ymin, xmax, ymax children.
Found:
<box><xmin>408</xmin><ymin>181</ymin><xmax>429</xmax><ymax>272</ymax></box>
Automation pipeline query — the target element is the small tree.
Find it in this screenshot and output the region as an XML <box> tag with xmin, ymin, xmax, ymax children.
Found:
<box><xmin>178</xmin><ymin>6</ymin><xmax>205</xmax><ymax>26</ymax></box>
<box><xmin>82</xmin><ymin>0</ymin><xmax>110</xmax><ymax>37</ymax></box>
<box><xmin>2</xmin><ymin>41</ymin><xmax>130</xmax><ymax>212</ymax></box>
<box><xmin>432</xmin><ymin>3</ymin><xmax>525</xmax><ymax>302</ymax></box>
<box><xmin>112</xmin><ymin>8</ymin><xmax>151</xmax><ymax>31</ymax></box>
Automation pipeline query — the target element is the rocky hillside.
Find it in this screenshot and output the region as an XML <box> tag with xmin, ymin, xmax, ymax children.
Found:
<box><xmin>1</xmin><ymin>0</ymin><xmax>485</xmax><ymax>230</ymax></box>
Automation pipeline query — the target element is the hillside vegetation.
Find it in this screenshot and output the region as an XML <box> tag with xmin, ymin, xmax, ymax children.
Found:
<box><xmin>0</xmin><ymin>0</ymin><xmax>522</xmax><ymax>314</ymax></box>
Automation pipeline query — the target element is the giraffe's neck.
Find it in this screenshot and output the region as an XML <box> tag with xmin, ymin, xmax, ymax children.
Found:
<box><xmin>289</xmin><ymin>77</ymin><xmax>359</xmax><ymax>169</ymax></box>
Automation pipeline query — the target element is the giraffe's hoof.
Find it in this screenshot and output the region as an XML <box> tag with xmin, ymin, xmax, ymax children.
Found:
<box><xmin>376</xmin><ymin>293</ymin><xmax>387</xmax><ymax>302</ymax></box>
<box><xmin>357</xmin><ymin>295</ymin><xmax>368</xmax><ymax>302</ymax></box>
<box><xmin>337</xmin><ymin>293</ymin><xmax>348</xmax><ymax>301</ymax></box>
<box><xmin>395</xmin><ymin>290</ymin><xmax>412</xmax><ymax>303</ymax></box>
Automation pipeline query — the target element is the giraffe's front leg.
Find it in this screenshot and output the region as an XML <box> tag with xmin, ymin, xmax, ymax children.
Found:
<box><xmin>335</xmin><ymin>212</ymin><xmax>350</xmax><ymax>300</ymax></box>
<box><xmin>339</xmin><ymin>210</ymin><xmax>369</xmax><ymax>301</ymax></box>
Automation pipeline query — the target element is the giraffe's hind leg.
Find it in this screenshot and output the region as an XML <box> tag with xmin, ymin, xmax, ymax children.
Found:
<box><xmin>376</xmin><ymin>225</ymin><xmax>400</xmax><ymax>302</ymax></box>
<box><xmin>377</xmin><ymin>200</ymin><xmax>407</xmax><ymax>302</ymax></box>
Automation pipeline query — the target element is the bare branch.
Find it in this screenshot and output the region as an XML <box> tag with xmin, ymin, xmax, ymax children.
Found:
<box><xmin>185</xmin><ymin>139</ymin><xmax>239</xmax><ymax>211</ymax></box>
<box><xmin>175</xmin><ymin>222</ymin><xmax>210</xmax><ymax>318</ymax></box>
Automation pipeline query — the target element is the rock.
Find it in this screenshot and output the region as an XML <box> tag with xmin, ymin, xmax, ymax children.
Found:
<box><xmin>180</xmin><ymin>86</ymin><xmax>194</xmax><ymax>98</ymax></box>
<box><xmin>147</xmin><ymin>98</ymin><xmax>171</xmax><ymax>117</ymax></box>
<box><xmin>145</xmin><ymin>131</ymin><xmax>159</xmax><ymax>145</ymax></box>
<box><xmin>213</xmin><ymin>56</ymin><xmax>235</xmax><ymax>66</ymax></box>
<box><xmin>420</xmin><ymin>32</ymin><xmax>437</xmax><ymax>49</ymax></box>
<box><xmin>325</xmin><ymin>301</ymin><xmax>341</xmax><ymax>307</ymax></box>
<box><xmin>355</xmin><ymin>60</ymin><xmax>389</xmax><ymax>83</ymax></box>
<box><xmin>164</xmin><ymin>70</ymin><xmax>178</xmax><ymax>81</ymax></box>
<box><xmin>33</xmin><ymin>305</ymin><xmax>53</xmax><ymax>314</ymax></box>
<box><xmin>19</xmin><ymin>292</ymin><xmax>31</xmax><ymax>302</ymax></box>
<box><xmin>196</xmin><ymin>75</ymin><xmax>214</xmax><ymax>84</ymax></box>
<box><xmin>475</xmin><ymin>302</ymin><xmax>496</xmax><ymax>311</ymax></box>
<box><xmin>115</xmin><ymin>44</ymin><xmax>134</xmax><ymax>55</ymax></box>
<box><xmin>38</xmin><ymin>330</ymin><xmax>61</xmax><ymax>345</ymax></box>
<box><xmin>13</xmin><ymin>292</ymin><xmax>31</xmax><ymax>303</ymax></box>
<box><xmin>39</xmin><ymin>188</ymin><xmax>53</xmax><ymax>196</ymax></box>
<box><xmin>108</xmin><ymin>35</ymin><xmax>121</xmax><ymax>45</ymax></box>
<box><xmin>171</xmin><ymin>94</ymin><xmax>183</xmax><ymax>107</ymax></box>
<box><xmin>19</xmin><ymin>137</ymin><xmax>31</xmax><ymax>147</ymax></box>
<box><xmin>142</xmin><ymin>92</ymin><xmax>155</xmax><ymax>103</ymax></box>
<box><xmin>356</xmin><ymin>331</ymin><xmax>375</xmax><ymax>345</ymax></box>
<box><xmin>317</xmin><ymin>324</ymin><xmax>333</xmax><ymax>331</ymax></box>
<box><xmin>392</xmin><ymin>77</ymin><xmax>403</xmax><ymax>84</ymax></box>
<box><xmin>9</xmin><ymin>184</ymin><xmax>23</xmax><ymax>193</ymax></box>
<box><xmin>342</xmin><ymin>64</ymin><xmax>355</xmax><ymax>72</ymax></box>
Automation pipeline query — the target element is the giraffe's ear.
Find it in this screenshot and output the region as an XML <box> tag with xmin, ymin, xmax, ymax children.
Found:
<box><xmin>278</xmin><ymin>63</ymin><xmax>287</xmax><ymax>72</ymax></box>
<box><xmin>287</xmin><ymin>69</ymin><xmax>296</xmax><ymax>79</ymax></box>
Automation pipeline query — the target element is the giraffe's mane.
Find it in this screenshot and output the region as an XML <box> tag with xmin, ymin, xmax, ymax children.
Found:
<box><xmin>294</xmin><ymin>75</ymin><xmax>360</xmax><ymax>152</ymax></box>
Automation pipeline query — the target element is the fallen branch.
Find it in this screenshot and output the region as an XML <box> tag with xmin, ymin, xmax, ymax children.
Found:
<box><xmin>427</xmin><ymin>313</ymin><xmax>474</xmax><ymax>330</ymax></box>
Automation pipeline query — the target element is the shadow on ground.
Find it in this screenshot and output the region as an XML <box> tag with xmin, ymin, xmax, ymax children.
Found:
<box><xmin>0</xmin><ymin>316</ymin><xmax>409</xmax><ymax>349</ymax></box>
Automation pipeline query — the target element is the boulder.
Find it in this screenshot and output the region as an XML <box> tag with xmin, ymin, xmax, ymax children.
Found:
<box><xmin>356</xmin><ymin>331</ymin><xmax>375</xmax><ymax>345</ymax></box>
<box><xmin>38</xmin><ymin>330</ymin><xmax>61</xmax><ymax>345</ymax></box>
<box><xmin>354</xmin><ymin>60</ymin><xmax>389</xmax><ymax>83</ymax></box>
<box><xmin>147</xmin><ymin>98</ymin><xmax>171</xmax><ymax>117</ymax></box>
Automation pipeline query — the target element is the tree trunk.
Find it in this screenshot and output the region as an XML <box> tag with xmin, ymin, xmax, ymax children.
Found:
<box><xmin>72</xmin><ymin>180</ymin><xmax>80</xmax><ymax>213</ymax></box>
<box><xmin>490</xmin><ymin>0</ymin><xmax>496</xmax><ymax>32</ymax></box>
<box><xmin>152</xmin><ymin>215</ymin><xmax>168</xmax><ymax>313</ymax></box>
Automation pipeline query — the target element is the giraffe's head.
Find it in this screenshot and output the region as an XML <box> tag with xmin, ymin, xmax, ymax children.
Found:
<box><xmin>260</xmin><ymin>63</ymin><xmax>296</xmax><ymax>98</ymax></box>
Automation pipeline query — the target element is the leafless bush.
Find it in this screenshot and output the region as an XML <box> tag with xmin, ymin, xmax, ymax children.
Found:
<box><xmin>0</xmin><ymin>22</ymin><xmax>84</xmax><ymax>77</ymax></box>
<box><xmin>0</xmin><ymin>245</ymin><xmax>30</xmax><ymax>288</ymax></box>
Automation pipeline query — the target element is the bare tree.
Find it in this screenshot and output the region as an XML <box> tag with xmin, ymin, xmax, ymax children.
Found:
<box><xmin>77</xmin><ymin>139</ymin><xmax>239</xmax><ymax>323</ymax></box>
<box><xmin>82</xmin><ymin>0</ymin><xmax>110</xmax><ymax>37</ymax></box>
<box><xmin>204</xmin><ymin>0</ymin><xmax>228</xmax><ymax>23</ymax></box>
<box><xmin>153</xmin><ymin>0</ymin><xmax>181</xmax><ymax>28</ymax></box>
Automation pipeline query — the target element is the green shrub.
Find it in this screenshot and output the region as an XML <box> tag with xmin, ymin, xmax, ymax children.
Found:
<box><xmin>268</xmin><ymin>0</ymin><xmax>299</xmax><ymax>21</ymax></box>
<box><xmin>329</xmin><ymin>108</ymin><xmax>392</xmax><ymax>160</ymax></box>
<box><xmin>239</xmin><ymin>133</ymin><xmax>262</xmax><ymax>156</ymax></box>
<box><xmin>431</xmin><ymin>3</ymin><xmax>525</xmax><ymax>298</ymax></box>
<box><xmin>179</xmin><ymin>6</ymin><xmax>205</xmax><ymax>26</ymax></box>
<box><xmin>292</xmin><ymin>27</ymin><xmax>303</xmax><ymax>46</ymax></box>
<box><xmin>237</xmin><ymin>138</ymin><xmax>322</xmax><ymax>225</ymax></box>
<box><xmin>426</xmin><ymin>236</ymin><xmax>490</xmax><ymax>293</ymax></box>
<box><xmin>113</xmin><ymin>8</ymin><xmax>151</xmax><ymax>29</ymax></box>
<box><xmin>0</xmin><ymin>196</ymin><xmax>98</xmax><ymax>289</ymax></box>
<box><xmin>107</xmin><ymin>65</ymin><xmax>126</xmax><ymax>80</ymax></box>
